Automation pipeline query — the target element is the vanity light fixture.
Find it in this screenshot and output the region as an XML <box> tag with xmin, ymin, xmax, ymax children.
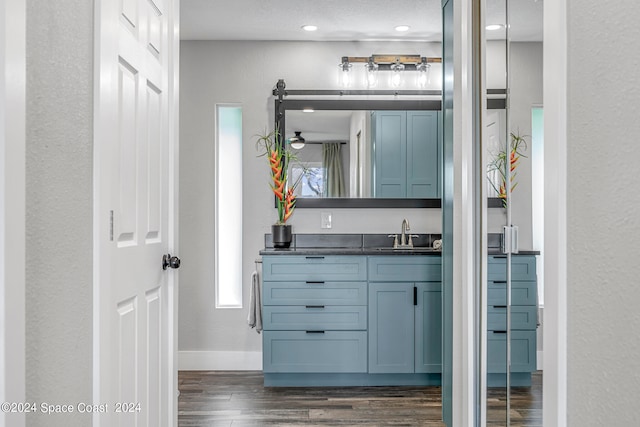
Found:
<box><xmin>289</xmin><ymin>131</ymin><xmax>306</xmax><ymax>150</ymax></box>
<box><xmin>339</xmin><ymin>55</ymin><xmax>441</xmax><ymax>88</ymax></box>
<box><xmin>416</xmin><ymin>57</ymin><xmax>431</xmax><ymax>88</ymax></box>
<box><xmin>338</xmin><ymin>56</ymin><xmax>353</xmax><ymax>87</ymax></box>
<box><xmin>365</xmin><ymin>56</ymin><xmax>379</xmax><ymax>88</ymax></box>
<box><xmin>301</xmin><ymin>24</ymin><xmax>318</xmax><ymax>32</ymax></box>
<box><xmin>302</xmin><ymin>108</ymin><xmax>315</xmax><ymax>113</ymax></box>
<box><xmin>390</xmin><ymin>60</ymin><xmax>405</xmax><ymax>88</ymax></box>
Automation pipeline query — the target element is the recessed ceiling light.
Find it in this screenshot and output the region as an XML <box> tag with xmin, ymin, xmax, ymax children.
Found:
<box><xmin>395</xmin><ymin>25</ymin><xmax>410</xmax><ymax>32</ymax></box>
<box><xmin>301</xmin><ymin>25</ymin><xmax>318</xmax><ymax>32</ymax></box>
<box><xmin>486</xmin><ymin>24</ymin><xmax>503</xmax><ymax>31</ymax></box>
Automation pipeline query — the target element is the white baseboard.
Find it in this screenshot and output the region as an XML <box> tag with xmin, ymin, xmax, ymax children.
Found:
<box><xmin>537</xmin><ymin>350</ymin><xmax>543</xmax><ymax>371</ymax></box>
<box><xmin>178</xmin><ymin>351</ymin><xmax>262</xmax><ymax>371</ymax></box>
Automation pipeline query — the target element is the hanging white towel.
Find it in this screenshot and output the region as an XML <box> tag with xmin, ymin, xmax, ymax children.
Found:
<box><xmin>247</xmin><ymin>270</ymin><xmax>263</xmax><ymax>333</ymax></box>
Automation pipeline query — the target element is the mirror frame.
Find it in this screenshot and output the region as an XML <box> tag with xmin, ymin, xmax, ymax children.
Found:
<box><xmin>273</xmin><ymin>82</ymin><xmax>506</xmax><ymax>208</ymax></box>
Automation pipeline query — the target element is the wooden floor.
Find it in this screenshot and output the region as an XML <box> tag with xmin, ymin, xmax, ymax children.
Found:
<box><xmin>178</xmin><ymin>371</ymin><xmax>542</xmax><ymax>426</ymax></box>
<box><xmin>486</xmin><ymin>373</ymin><xmax>543</xmax><ymax>427</ymax></box>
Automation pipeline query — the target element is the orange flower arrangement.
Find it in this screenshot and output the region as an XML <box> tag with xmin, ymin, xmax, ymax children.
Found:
<box><xmin>257</xmin><ymin>129</ymin><xmax>297</xmax><ymax>224</ymax></box>
<box><xmin>487</xmin><ymin>132</ymin><xmax>528</xmax><ymax>208</ymax></box>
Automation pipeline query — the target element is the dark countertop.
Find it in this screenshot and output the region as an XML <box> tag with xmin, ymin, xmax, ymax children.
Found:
<box><xmin>259</xmin><ymin>248</ymin><xmax>539</xmax><ymax>256</ymax></box>
<box><xmin>259</xmin><ymin>233</ymin><xmax>540</xmax><ymax>256</ymax></box>
<box><xmin>259</xmin><ymin>247</ymin><xmax>442</xmax><ymax>256</ymax></box>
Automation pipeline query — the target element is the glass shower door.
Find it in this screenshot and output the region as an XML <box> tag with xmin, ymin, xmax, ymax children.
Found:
<box><xmin>485</xmin><ymin>0</ymin><xmax>513</xmax><ymax>424</ymax></box>
<box><xmin>484</xmin><ymin>0</ymin><xmax>542</xmax><ymax>425</ymax></box>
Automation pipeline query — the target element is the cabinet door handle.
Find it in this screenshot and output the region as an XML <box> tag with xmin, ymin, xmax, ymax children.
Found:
<box><xmin>413</xmin><ymin>286</ymin><xmax>418</xmax><ymax>306</ymax></box>
<box><xmin>305</xmin><ymin>256</ymin><xmax>325</xmax><ymax>260</ymax></box>
<box><xmin>492</xmin><ymin>280</ymin><xmax>507</xmax><ymax>284</ymax></box>
<box><xmin>493</xmin><ymin>305</ymin><xmax>507</xmax><ymax>309</ymax></box>
<box><xmin>305</xmin><ymin>305</ymin><xmax>325</xmax><ymax>309</ymax></box>
<box><xmin>306</xmin><ymin>281</ymin><xmax>325</xmax><ymax>285</ymax></box>
<box><xmin>494</xmin><ymin>255</ymin><xmax>507</xmax><ymax>259</ymax></box>
<box><xmin>493</xmin><ymin>330</ymin><xmax>507</xmax><ymax>334</ymax></box>
<box><xmin>305</xmin><ymin>330</ymin><xmax>325</xmax><ymax>334</ymax></box>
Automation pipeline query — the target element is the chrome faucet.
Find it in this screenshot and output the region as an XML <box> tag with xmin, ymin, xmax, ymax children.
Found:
<box><xmin>388</xmin><ymin>219</ymin><xmax>418</xmax><ymax>249</ymax></box>
<box><xmin>401</xmin><ymin>219</ymin><xmax>411</xmax><ymax>247</ymax></box>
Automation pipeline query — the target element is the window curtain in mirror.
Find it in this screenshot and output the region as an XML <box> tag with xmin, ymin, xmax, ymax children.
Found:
<box><xmin>322</xmin><ymin>143</ymin><xmax>346</xmax><ymax>197</ymax></box>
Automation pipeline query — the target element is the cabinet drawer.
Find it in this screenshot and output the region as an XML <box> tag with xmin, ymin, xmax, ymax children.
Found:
<box><xmin>263</xmin><ymin>331</ymin><xmax>367</xmax><ymax>373</ymax></box>
<box><xmin>263</xmin><ymin>306</ymin><xmax>367</xmax><ymax>331</ymax></box>
<box><xmin>263</xmin><ymin>256</ymin><xmax>367</xmax><ymax>281</ymax></box>
<box><xmin>368</xmin><ymin>256</ymin><xmax>441</xmax><ymax>282</ymax></box>
<box><xmin>263</xmin><ymin>281</ymin><xmax>367</xmax><ymax>306</ymax></box>
<box><xmin>487</xmin><ymin>330</ymin><xmax>536</xmax><ymax>373</ymax></box>
<box><xmin>487</xmin><ymin>306</ymin><xmax>537</xmax><ymax>331</ymax></box>
<box><xmin>488</xmin><ymin>255</ymin><xmax>536</xmax><ymax>281</ymax></box>
<box><xmin>487</xmin><ymin>280</ymin><xmax>537</xmax><ymax>306</ymax></box>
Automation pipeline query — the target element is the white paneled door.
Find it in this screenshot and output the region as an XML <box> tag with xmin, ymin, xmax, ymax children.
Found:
<box><xmin>94</xmin><ymin>0</ymin><xmax>179</xmax><ymax>425</ymax></box>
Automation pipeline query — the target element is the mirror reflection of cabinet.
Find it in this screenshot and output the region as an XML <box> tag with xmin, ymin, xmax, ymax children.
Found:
<box><xmin>372</xmin><ymin>111</ymin><xmax>441</xmax><ymax>198</ymax></box>
<box><xmin>286</xmin><ymin>109</ymin><xmax>442</xmax><ymax>200</ymax></box>
<box><xmin>274</xmin><ymin>86</ymin><xmax>502</xmax><ymax>208</ymax></box>
<box><xmin>276</xmin><ymin>95</ymin><xmax>443</xmax><ymax>208</ymax></box>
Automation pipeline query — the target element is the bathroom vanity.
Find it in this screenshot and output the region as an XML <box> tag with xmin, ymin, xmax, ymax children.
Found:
<box><xmin>487</xmin><ymin>254</ymin><xmax>538</xmax><ymax>386</ymax></box>
<box><xmin>259</xmin><ymin>234</ymin><xmax>537</xmax><ymax>387</ymax></box>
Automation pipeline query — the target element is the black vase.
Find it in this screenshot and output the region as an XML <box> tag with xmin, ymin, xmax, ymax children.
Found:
<box><xmin>272</xmin><ymin>224</ymin><xmax>292</xmax><ymax>248</ymax></box>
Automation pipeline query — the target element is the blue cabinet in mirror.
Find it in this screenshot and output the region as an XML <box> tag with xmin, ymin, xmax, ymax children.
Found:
<box><xmin>274</xmin><ymin>93</ymin><xmax>442</xmax><ymax>208</ymax></box>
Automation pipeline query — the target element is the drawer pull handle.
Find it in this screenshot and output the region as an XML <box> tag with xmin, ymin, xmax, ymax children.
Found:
<box><xmin>305</xmin><ymin>305</ymin><xmax>325</xmax><ymax>309</ymax></box>
<box><xmin>492</xmin><ymin>280</ymin><xmax>507</xmax><ymax>284</ymax></box>
<box><xmin>493</xmin><ymin>305</ymin><xmax>507</xmax><ymax>309</ymax></box>
<box><xmin>305</xmin><ymin>256</ymin><xmax>325</xmax><ymax>259</ymax></box>
<box><xmin>306</xmin><ymin>330</ymin><xmax>325</xmax><ymax>334</ymax></box>
<box><xmin>306</xmin><ymin>281</ymin><xmax>325</xmax><ymax>284</ymax></box>
<box><xmin>493</xmin><ymin>330</ymin><xmax>507</xmax><ymax>334</ymax></box>
<box><xmin>494</xmin><ymin>255</ymin><xmax>507</xmax><ymax>259</ymax></box>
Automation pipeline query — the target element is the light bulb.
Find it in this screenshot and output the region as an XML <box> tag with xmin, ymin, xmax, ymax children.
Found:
<box><xmin>338</xmin><ymin>61</ymin><xmax>352</xmax><ymax>87</ymax></box>
<box><xmin>367</xmin><ymin>72</ymin><xmax>377</xmax><ymax>87</ymax></box>
<box><xmin>365</xmin><ymin>59</ymin><xmax>378</xmax><ymax>88</ymax></box>
<box><xmin>390</xmin><ymin>61</ymin><xmax>404</xmax><ymax>88</ymax></box>
<box><xmin>341</xmin><ymin>69</ymin><xmax>351</xmax><ymax>87</ymax></box>
<box><xmin>416</xmin><ymin>61</ymin><xmax>431</xmax><ymax>88</ymax></box>
<box><xmin>391</xmin><ymin>72</ymin><xmax>402</xmax><ymax>88</ymax></box>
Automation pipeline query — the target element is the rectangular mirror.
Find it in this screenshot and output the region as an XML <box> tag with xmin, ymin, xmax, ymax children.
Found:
<box><xmin>277</xmin><ymin>97</ymin><xmax>443</xmax><ymax>208</ymax></box>
<box><xmin>286</xmin><ymin>109</ymin><xmax>442</xmax><ymax>199</ymax></box>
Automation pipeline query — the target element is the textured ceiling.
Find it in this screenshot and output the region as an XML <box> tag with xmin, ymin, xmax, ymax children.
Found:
<box><xmin>181</xmin><ymin>0</ymin><xmax>543</xmax><ymax>42</ymax></box>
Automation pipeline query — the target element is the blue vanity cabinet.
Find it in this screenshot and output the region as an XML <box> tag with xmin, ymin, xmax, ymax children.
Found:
<box><xmin>406</xmin><ymin>111</ymin><xmax>440</xmax><ymax>198</ymax></box>
<box><xmin>415</xmin><ymin>282</ymin><xmax>443</xmax><ymax>373</ymax></box>
<box><xmin>372</xmin><ymin>111</ymin><xmax>406</xmax><ymax>198</ymax></box>
<box><xmin>368</xmin><ymin>256</ymin><xmax>442</xmax><ymax>375</ymax></box>
<box><xmin>487</xmin><ymin>255</ymin><xmax>538</xmax><ymax>386</ymax></box>
<box><xmin>262</xmin><ymin>255</ymin><xmax>368</xmax><ymax>376</ymax></box>
<box><xmin>368</xmin><ymin>282</ymin><xmax>414</xmax><ymax>373</ymax></box>
<box><xmin>372</xmin><ymin>111</ymin><xmax>441</xmax><ymax>198</ymax></box>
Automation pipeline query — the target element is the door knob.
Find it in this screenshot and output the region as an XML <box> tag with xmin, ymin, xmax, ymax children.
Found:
<box><xmin>162</xmin><ymin>254</ymin><xmax>181</xmax><ymax>270</ymax></box>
